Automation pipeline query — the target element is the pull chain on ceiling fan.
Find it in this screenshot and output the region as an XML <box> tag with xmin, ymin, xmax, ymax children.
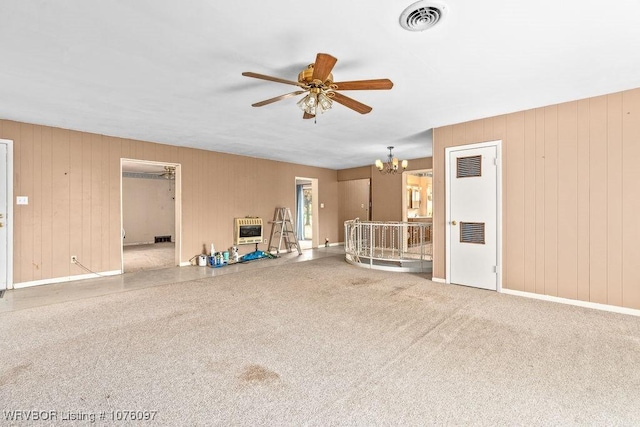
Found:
<box><xmin>242</xmin><ymin>53</ymin><xmax>393</xmax><ymax>120</ymax></box>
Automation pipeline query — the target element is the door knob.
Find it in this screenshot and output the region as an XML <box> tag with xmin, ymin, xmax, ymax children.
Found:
<box><xmin>451</xmin><ymin>220</ymin><xmax>457</xmax><ymax>226</ymax></box>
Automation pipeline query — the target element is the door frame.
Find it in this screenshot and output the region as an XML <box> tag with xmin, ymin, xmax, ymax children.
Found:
<box><xmin>445</xmin><ymin>140</ymin><xmax>502</xmax><ymax>291</ymax></box>
<box><xmin>294</xmin><ymin>176</ymin><xmax>319</xmax><ymax>248</ymax></box>
<box><xmin>402</xmin><ymin>169</ymin><xmax>432</xmax><ymax>222</ymax></box>
<box><xmin>0</xmin><ymin>139</ymin><xmax>13</xmax><ymax>290</ymax></box>
<box><xmin>120</xmin><ymin>159</ymin><xmax>182</xmax><ymax>271</ymax></box>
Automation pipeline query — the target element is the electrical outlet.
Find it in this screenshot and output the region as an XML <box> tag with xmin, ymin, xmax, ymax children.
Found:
<box><xmin>263</xmin><ymin>239</ymin><xmax>267</xmax><ymax>244</ymax></box>
<box><xmin>71</xmin><ymin>256</ymin><xmax>78</xmax><ymax>264</ymax></box>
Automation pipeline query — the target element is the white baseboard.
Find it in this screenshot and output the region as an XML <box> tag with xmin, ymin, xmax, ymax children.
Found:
<box><xmin>501</xmin><ymin>288</ymin><xmax>640</xmax><ymax>317</ymax></box>
<box><xmin>324</xmin><ymin>242</ymin><xmax>343</xmax><ymax>247</ymax></box>
<box><xmin>14</xmin><ymin>270</ymin><xmax>122</xmax><ymax>289</ymax></box>
<box><xmin>123</xmin><ymin>241</ymin><xmax>155</xmax><ymax>247</ymax></box>
<box><xmin>431</xmin><ymin>277</ymin><xmax>446</xmax><ymax>283</ymax></box>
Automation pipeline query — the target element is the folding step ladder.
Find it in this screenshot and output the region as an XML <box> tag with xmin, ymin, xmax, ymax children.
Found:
<box><xmin>268</xmin><ymin>207</ymin><xmax>302</xmax><ymax>255</ymax></box>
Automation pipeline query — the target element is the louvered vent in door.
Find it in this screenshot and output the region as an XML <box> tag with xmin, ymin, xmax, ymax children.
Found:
<box><xmin>457</xmin><ymin>155</ymin><xmax>482</xmax><ymax>178</ymax></box>
<box><xmin>460</xmin><ymin>222</ymin><xmax>485</xmax><ymax>244</ymax></box>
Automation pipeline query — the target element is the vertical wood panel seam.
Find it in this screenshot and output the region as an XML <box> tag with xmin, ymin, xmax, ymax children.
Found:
<box><xmin>534</xmin><ymin>112</ymin><xmax>537</xmax><ymax>292</ymax></box>
<box><xmin>19</xmin><ymin>124</ymin><xmax>23</xmax><ymax>281</ymax></box>
<box><xmin>539</xmin><ymin>109</ymin><xmax>545</xmax><ymax>294</ymax></box>
<box><xmin>576</xmin><ymin>103</ymin><xmax>581</xmax><ymax>300</ymax></box>
<box><xmin>521</xmin><ymin>115</ymin><xmax>526</xmax><ymax>289</ymax></box>
<box><xmin>554</xmin><ymin>105</ymin><xmax>562</xmax><ymax>296</ymax></box>
<box><xmin>587</xmin><ymin>100</ymin><xmax>591</xmax><ymax>302</ymax></box>
<box><xmin>37</xmin><ymin>126</ymin><xmax>42</xmax><ymax>279</ymax></box>
<box><xmin>605</xmin><ymin>96</ymin><xmax>609</xmax><ymax>305</ymax></box>
<box><xmin>619</xmin><ymin>97</ymin><xmax>624</xmax><ymax>305</ymax></box>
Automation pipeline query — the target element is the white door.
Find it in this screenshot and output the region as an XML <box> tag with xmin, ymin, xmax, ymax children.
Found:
<box><xmin>0</xmin><ymin>142</ymin><xmax>8</xmax><ymax>290</ymax></box>
<box><xmin>446</xmin><ymin>142</ymin><xmax>501</xmax><ymax>291</ymax></box>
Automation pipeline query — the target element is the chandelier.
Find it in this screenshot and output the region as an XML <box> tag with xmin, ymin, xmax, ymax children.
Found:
<box><xmin>375</xmin><ymin>146</ymin><xmax>408</xmax><ymax>174</ymax></box>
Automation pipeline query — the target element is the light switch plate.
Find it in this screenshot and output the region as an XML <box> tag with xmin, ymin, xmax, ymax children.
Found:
<box><xmin>16</xmin><ymin>196</ymin><xmax>28</xmax><ymax>205</ymax></box>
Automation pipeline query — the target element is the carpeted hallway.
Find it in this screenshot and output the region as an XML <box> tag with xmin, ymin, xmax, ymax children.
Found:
<box><xmin>1</xmin><ymin>255</ymin><xmax>639</xmax><ymax>425</ymax></box>
<box><xmin>123</xmin><ymin>242</ymin><xmax>176</xmax><ymax>273</ymax></box>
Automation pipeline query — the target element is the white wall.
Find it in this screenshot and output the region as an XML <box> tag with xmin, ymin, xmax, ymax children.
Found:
<box><xmin>123</xmin><ymin>177</ymin><xmax>175</xmax><ymax>244</ymax></box>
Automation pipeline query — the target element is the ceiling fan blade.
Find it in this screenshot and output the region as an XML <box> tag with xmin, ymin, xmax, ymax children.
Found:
<box><xmin>242</xmin><ymin>72</ymin><xmax>306</xmax><ymax>87</ymax></box>
<box><xmin>303</xmin><ymin>112</ymin><xmax>315</xmax><ymax>119</ymax></box>
<box><xmin>332</xmin><ymin>79</ymin><xmax>394</xmax><ymax>91</ymax></box>
<box><xmin>251</xmin><ymin>90</ymin><xmax>307</xmax><ymax>107</ymax></box>
<box><xmin>311</xmin><ymin>53</ymin><xmax>338</xmax><ymax>82</ymax></box>
<box><xmin>331</xmin><ymin>92</ymin><xmax>373</xmax><ymax>114</ymax></box>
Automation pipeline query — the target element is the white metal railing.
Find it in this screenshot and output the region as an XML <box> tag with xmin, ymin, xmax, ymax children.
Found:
<box><xmin>344</xmin><ymin>219</ymin><xmax>432</xmax><ymax>272</ymax></box>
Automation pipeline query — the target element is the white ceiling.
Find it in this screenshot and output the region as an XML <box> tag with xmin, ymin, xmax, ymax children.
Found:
<box><xmin>2</xmin><ymin>1</ymin><xmax>640</xmax><ymax>170</ymax></box>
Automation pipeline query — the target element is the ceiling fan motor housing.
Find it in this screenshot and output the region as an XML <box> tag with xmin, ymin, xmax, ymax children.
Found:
<box><xmin>298</xmin><ymin>65</ymin><xmax>333</xmax><ymax>86</ymax></box>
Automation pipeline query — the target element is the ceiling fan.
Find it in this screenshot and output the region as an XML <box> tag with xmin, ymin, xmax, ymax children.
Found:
<box><xmin>153</xmin><ymin>166</ymin><xmax>175</xmax><ymax>180</ymax></box>
<box><xmin>242</xmin><ymin>53</ymin><xmax>393</xmax><ymax>119</ymax></box>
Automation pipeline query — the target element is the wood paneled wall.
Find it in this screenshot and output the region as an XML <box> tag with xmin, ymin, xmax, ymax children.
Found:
<box><xmin>433</xmin><ymin>87</ymin><xmax>640</xmax><ymax>309</ymax></box>
<box><xmin>337</xmin><ymin>178</ymin><xmax>370</xmax><ymax>242</ymax></box>
<box><xmin>1</xmin><ymin>120</ymin><xmax>339</xmax><ymax>285</ymax></box>
<box><xmin>337</xmin><ymin>166</ymin><xmax>371</xmax><ymax>181</ymax></box>
<box><xmin>339</xmin><ymin>158</ymin><xmax>433</xmax><ymax>223</ymax></box>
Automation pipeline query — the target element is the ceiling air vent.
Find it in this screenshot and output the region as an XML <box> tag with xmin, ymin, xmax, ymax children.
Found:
<box><xmin>400</xmin><ymin>1</ymin><xmax>448</xmax><ymax>32</ymax></box>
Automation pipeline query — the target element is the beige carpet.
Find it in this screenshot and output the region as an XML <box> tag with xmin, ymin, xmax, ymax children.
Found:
<box><xmin>123</xmin><ymin>242</ymin><xmax>175</xmax><ymax>273</ymax></box>
<box><xmin>1</xmin><ymin>255</ymin><xmax>639</xmax><ymax>426</ymax></box>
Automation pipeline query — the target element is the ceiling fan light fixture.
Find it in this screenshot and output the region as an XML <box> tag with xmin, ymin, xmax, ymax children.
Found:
<box><xmin>297</xmin><ymin>89</ymin><xmax>334</xmax><ymax>115</ymax></box>
<box><xmin>317</xmin><ymin>92</ymin><xmax>333</xmax><ymax>114</ymax></box>
<box><xmin>243</xmin><ymin>52</ymin><xmax>393</xmax><ymax>119</ymax></box>
<box><xmin>162</xmin><ymin>166</ymin><xmax>176</xmax><ymax>179</ymax></box>
<box><xmin>400</xmin><ymin>1</ymin><xmax>448</xmax><ymax>32</ymax></box>
<box><xmin>297</xmin><ymin>93</ymin><xmax>316</xmax><ymax>115</ymax></box>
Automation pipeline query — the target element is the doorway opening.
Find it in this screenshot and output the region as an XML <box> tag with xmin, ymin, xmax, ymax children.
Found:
<box><xmin>402</xmin><ymin>169</ymin><xmax>433</xmax><ymax>222</ymax></box>
<box><xmin>295</xmin><ymin>177</ymin><xmax>319</xmax><ymax>250</ymax></box>
<box><xmin>401</xmin><ymin>169</ymin><xmax>433</xmax><ymax>258</ymax></box>
<box><xmin>121</xmin><ymin>159</ymin><xmax>182</xmax><ymax>273</ymax></box>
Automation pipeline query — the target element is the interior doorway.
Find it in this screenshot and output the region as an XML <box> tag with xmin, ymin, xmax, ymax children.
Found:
<box><xmin>401</xmin><ymin>169</ymin><xmax>433</xmax><ymax>257</ymax></box>
<box><xmin>295</xmin><ymin>177</ymin><xmax>319</xmax><ymax>250</ymax></box>
<box><xmin>445</xmin><ymin>141</ymin><xmax>502</xmax><ymax>291</ymax></box>
<box><xmin>121</xmin><ymin>159</ymin><xmax>182</xmax><ymax>273</ymax></box>
<box><xmin>402</xmin><ymin>169</ymin><xmax>433</xmax><ymax>222</ymax></box>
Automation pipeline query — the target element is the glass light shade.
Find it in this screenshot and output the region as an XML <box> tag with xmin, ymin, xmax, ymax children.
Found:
<box><xmin>297</xmin><ymin>93</ymin><xmax>318</xmax><ymax>115</ymax></box>
<box><xmin>307</xmin><ymin>94</ymin><xmax>317</xmax><ymax>107</ymax></box>
<box><xmin>296</xmin><ymin>96</ymin><xmax>307</xmax><ymax>111</ymax></box>
<box><xmin>374</xmin><ymin>147</ymin><xmax>407</xmax><ymax>175</ymax></box>
<box><xmin>317</xmin><ymin>92</ymin><xmax>332</xmax><ymax>114</ymax></box>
